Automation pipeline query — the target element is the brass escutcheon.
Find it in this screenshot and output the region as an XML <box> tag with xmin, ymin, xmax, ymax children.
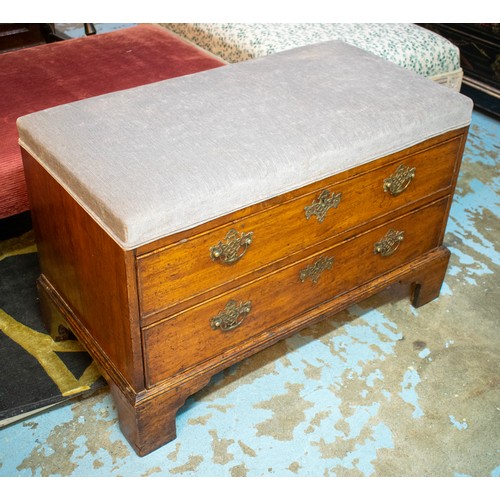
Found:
<box><xmin>374</xmin><ymin>229</ymin><xmax>405</xmax><ymax>257</ymax></box>
<box><xmin>304</xmin><ymin>189</ymin><xmax>342</xmax><ymax>223</ymax></box>
<box><xmin>299</xmin><ymin>255</ymin><xmax>334</xmax><ymax>284</ymax></box>
<box><xmin>210</xmin><ymin>299</ymin><xmax>252</xmax><ymax>332</ymax></box>
<box><xmin>383</xmin><ymin>164</ymin><xmax>416</xmax><ymax>196</ymax></box>
<box><xmin>210</xmin><ymin>229</ymin><xmax>253</xmax><ymax>265</ymax></box>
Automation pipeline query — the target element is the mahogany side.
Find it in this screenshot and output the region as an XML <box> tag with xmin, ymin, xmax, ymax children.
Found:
<box><xmin>21</xmin><ymin>149</ymin><xmax>144</xmax><ymax>391</ymax></box>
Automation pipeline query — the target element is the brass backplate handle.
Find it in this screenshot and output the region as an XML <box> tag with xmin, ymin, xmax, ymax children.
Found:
<box><xmin>374</xmin><ymin>229</ymin><xmax>405</xmax><ymax>257</ymax></box>
<box><xmin>304</xmin><ymin>189</ymin><xmax>342</xmax><ymax>223</ymax></box>
<box><xmin>210</xmin><ymin>299</ymin><xmax>252</xmax><ymax>332</ymax></box>
<box><xmin>210</xmin><ymin>229</ymin><xmax>253</xmax><ymax>265</ymax></box>
<box><xmin>384</xmin><ymin>164</ymin><xmax>415</xmax><ymax>196</ymax></box>
<box><xmin>299</xmin><ymin>255</ymin><xmax>334</xmax><ymax>284</ymax></box>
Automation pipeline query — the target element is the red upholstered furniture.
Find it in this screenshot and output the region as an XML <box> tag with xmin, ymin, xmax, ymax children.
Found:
<box><xmin>0</xmin><ymin>24</ymin><xmax>224</xmax><ymax>220</ymax></box>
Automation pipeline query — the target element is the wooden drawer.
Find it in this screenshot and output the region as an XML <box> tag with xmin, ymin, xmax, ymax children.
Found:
<box><xmin>137</xmin><ymin>136</ymin><xmax>461</xmax><ymax>320</ymax></box>
<box><xmin>143</xmin><ymin>197</ymin><xmax>449</xmax><ymax>386</ymax></box>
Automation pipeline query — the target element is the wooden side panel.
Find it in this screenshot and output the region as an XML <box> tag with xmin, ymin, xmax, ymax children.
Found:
<box><xmin>22</xmin><ymin>150</ymin><xmax>144</xmax><ymax>391</ymax></box>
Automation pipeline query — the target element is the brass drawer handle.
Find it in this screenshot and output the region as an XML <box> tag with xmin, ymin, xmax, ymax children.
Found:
<box><xmin>299</xmin><ymin>255</ymin><xmax>334</xmax><ymax>284</ymax></box>
<box><xmin>210</xmin><ymin>229</ymin><xmax>254</xmax><ymax>265</ymax></box>
<box><xmin>210</xmin><ymin>299</ymin><xmax>252</xmax><ymax>331</ymax></box>
<box><xmin>374</xmin><ymin>229</ymin><xmax>405</xmax><ymax>257</ymax></box>
<box><xmin>383</xmin><ymin>165</ymin><xmax>415</xmax><ymax>196</ymax></box>
<box><xmin>304</xmin><ymin>189</ymin><xmax>342</xmax><ymax>223</ymax></box>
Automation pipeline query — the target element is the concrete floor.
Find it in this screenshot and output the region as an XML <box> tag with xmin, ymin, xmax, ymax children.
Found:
<box><xmin>0</xmin><ymin>24</ymin><xmax>498</xmax><ymax>476</ymax></box>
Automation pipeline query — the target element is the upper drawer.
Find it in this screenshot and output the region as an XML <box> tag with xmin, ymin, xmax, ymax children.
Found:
<box><xmin>137</xmin><ymin>135</ymin><xmax>462</xmax><ymax>320</ymax></box>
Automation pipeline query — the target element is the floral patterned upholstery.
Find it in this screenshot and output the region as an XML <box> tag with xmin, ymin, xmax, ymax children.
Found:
<box><xmin>160</xmin><ymin>23</ymin><xmax>463</xmax><ymax>90</ymax></box>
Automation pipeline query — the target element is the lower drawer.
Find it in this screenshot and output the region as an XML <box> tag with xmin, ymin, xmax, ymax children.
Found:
<box><xmin>143</xmin><ymin>197</ymin><xmax>449</xmax><ymax>386</ymax></box>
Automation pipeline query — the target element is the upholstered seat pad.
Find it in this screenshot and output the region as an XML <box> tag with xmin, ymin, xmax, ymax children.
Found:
<box><xmin>17</xmin><ymin>41</ymin><xmax>473</xmax><ymax>250</ymax></box>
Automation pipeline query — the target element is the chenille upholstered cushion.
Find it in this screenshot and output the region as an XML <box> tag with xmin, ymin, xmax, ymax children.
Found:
<box><xmin>0</xmin><ymin>23</ymin><xmax>224</xmax><ymax>219</ymax></box>
<box><xmin>17</xmin><ymin>41</ymin><xmax>473</xmax><ymax>249</ymax></box>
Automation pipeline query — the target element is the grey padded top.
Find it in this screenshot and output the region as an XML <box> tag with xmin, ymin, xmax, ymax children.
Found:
<box><xmin>17</xmin><ymin>40</ymin><xmax>473</xmax><ymax>249</ymax></box>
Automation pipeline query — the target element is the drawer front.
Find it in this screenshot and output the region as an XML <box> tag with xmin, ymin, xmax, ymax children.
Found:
<box><xmin>143</xmin><ymin>198</ymin><xmax>448</xmax><ymax>386</ymax></box>
<box><xmin>138</xmin><ymin>137</ymin><xmax>461</xmax><ymax>319</ymax></box>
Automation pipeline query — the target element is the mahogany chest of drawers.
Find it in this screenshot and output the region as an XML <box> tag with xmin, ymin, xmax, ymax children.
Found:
<box><xmin>18</xmin><ymin>41</ymin><xmax>472</xmax><ymax>455</ymax></box>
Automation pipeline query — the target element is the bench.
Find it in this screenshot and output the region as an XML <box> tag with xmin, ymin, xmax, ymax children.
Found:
<box><xmin>18</xmin><ymin>40</ymin><xmax>472</xmax><ymax>456</ymax></box>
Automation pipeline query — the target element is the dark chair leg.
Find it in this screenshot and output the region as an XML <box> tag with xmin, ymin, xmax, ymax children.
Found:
<box><xmin>84</xmin><ymin>24</ymin><xmax>97</xmax><ymax>36</ymax></box>
<box><xmin>41</xmin><ymin>23</ymin><xmax>66</xmax><ymax>43</ymax></box>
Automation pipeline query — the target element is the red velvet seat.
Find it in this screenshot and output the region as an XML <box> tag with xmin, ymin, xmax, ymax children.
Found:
<box><xmin>0</xmin><ymin>24</ymin><xmax>224</xmax><ymax>220</ymax></box>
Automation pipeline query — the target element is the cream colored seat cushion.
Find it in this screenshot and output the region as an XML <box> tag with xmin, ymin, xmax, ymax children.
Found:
<box><xmin>17</xmin><ymin>41</ymin><xmax>473</xmax><ymax>250</ymax></box>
